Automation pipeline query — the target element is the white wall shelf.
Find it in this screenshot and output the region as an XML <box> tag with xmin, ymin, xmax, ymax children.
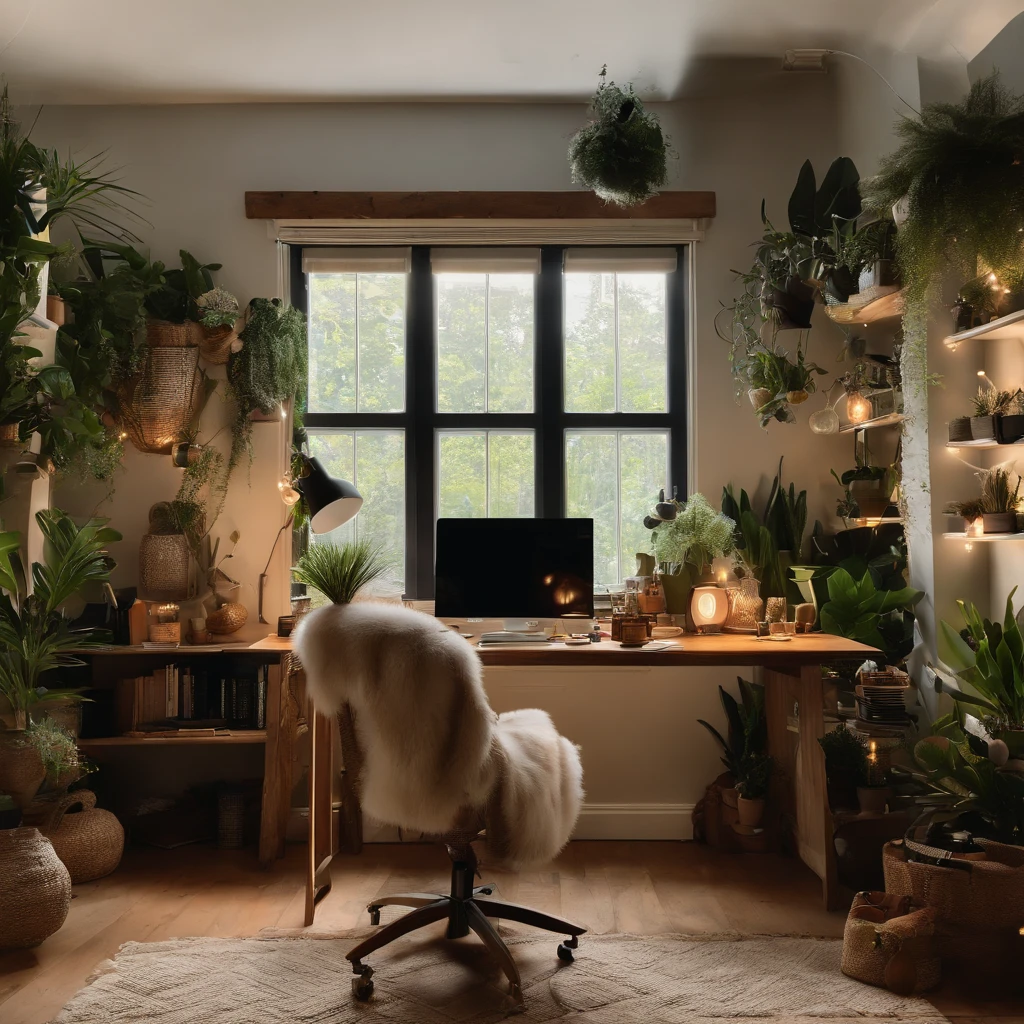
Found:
<box><xmin>943</xmin><ymin>308</ymin><xmax>1024</xmax><ymax>347</ymax></box>
<box><xmin>941</xmin><ymin>532</ymin><xmax>1024</xmax><ymax>542</ymax></box>
<box><xmin>824</xmin><ymin>287</ymin><xmax>904</xmax><ymax>325</ymax></box>
<box><xmin>840</xmin><ymin>412</ymin><xmax>905</xmax><ymax>433</ymax></box>
<box><xmin>945</xmin><ymin>439</ymin><xmax>1024</xmax><ymax>449</ymax></box>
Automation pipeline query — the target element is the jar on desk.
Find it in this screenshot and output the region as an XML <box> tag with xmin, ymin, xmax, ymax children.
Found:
<box><xmin>611</xmin><ymin>578</ymin><xmax>653</xmax><ymax>642</ymax></box>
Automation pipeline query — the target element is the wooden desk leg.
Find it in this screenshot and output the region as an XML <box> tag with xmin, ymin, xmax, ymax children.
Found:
<box><xmin>259</xmin><ymin>662</ymin><xmax>285</xmax><ymax>868</ymax></box>
<box><xmin>305</xmin><ymin>705</ymin><xmax>335</xmax><ymax>926</ymax></box>
<box><xmin>794</xmin><ymin>663</ymin><xmax>839</xmax><ymax>910</ymax></box>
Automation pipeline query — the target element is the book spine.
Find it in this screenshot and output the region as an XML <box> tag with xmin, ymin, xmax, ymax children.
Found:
<box><xmin>257</xmin><ymin>666</ymin><xmax>266</xmax><ymax>730</ymax></box>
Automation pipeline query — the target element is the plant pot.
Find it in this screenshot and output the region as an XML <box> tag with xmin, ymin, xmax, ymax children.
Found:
<box><xmin>982</xmin><ymin>512</ymin><xmax>1018</xmax><ymax>534</ymax></box>
<box><xmin>849</xmin><ymin>479</ymin><xmax>890</xmax><ymax>520</ymax></box>
<box><xmin>764</xmin><ymin>275</ymin><xmax>815</xmax><ymax>330</ymax></box>
<box><xmin>857</xmin><ymin>785</ymin><xmax>891</xmax><ymax>815</ymax></box>
<box><xmin>0</xmin><ymin>731</ymin><xmax>46</xmax><ymax>810</ymax></box>
<box><xmin>145</xmin><ymin>319</ymin><xmax>192</xmax><ymax>347</ymax></box>
<box><xmin>0</xmin><ymin>422</ymin><xmax>21</xmax><ymax>445</ymax></box>
<box><xmin>736</xmin><ymin>796</ymin><xmax>766</xmax><ymax>827</ymax></box>
<box><xmin>720</xmin><ymin>786</ymin><xmax>739</xmax><ymax>810</ymax></box>
<box><xmin>46</xmin><ymin>295</ymin><xmax>67</xmax><ymax>326</ymax></box>
<box><xmin>786</xmin><ymin>389</ymin><xmax>809</xmax><ymax>405</ymax></box>
<box><xmin>138</xmin><ymin>533</ymin><xmax>190</xmax><ymax>602</ymax></box>
<box><xmin>996</xmin><ymin>413</ymin><xmax>1024</xmax><ymax>444</ymax></box>
<box><xmin>948</xmin><ymin>417</ymin><xmax>972</xmax><ymax>443</ymax></box>
<box><xmin>659</xmin><ymin>567</ymin><xmax>696</xmax><ymax>614</ymax></box>
<box><xmin>191</xmin><ymin>322</ymin><xmax>235</xmax><ymax>365</ymax></box>
<box><xmin>825</xmin><ymin>265</ymin><xmax>858</xmax><ymax>303</ymax></box>
<box><xmin>0</xmin><ymin>828</ymin><xmax>71</xmax><ymax>949</ymax></box>
<box><xmin>857</xmin><ymin>259</ymin><xmax>900</xmax><ymax>292</ymax></box>
<box><xmin>970</xmin><ymin>415</ymin><xmax>997</xmax><ymax>441</ymax></box>
<box><xmin>748</xmin><ymin>387</ymin><xmax>773</xmax><ymax>411</ymax></box>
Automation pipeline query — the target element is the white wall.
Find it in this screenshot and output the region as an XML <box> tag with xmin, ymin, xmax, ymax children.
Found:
<box><xmin>27</xmin><ymin>71</ymin><xmax>857</xmax><ymax>833</ymax></box>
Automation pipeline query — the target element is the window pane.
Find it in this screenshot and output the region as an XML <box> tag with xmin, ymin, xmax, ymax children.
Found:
<box><xmin>487</xmin><ymin>275</ymin><xmax>534</xmax><ymax>412</ymax></box>
<box><xmin>307</xmin><ymin>430</ymin><xmax>406</xmax><ymax>587</ymax></box>
<box><xmin>307</xmin><ymin>273</ymin><xmax>405</xmax><ymax>413</ymax></box>
<box><xmin>565</xmin><ymin>430</ymin><xmax>669</xmax><ymax>586</ymax></box>
<box><xmin>438</xmin><ymin>431</ymin><xmax>534</xmax><ymax>519</ymax></box>
<box><xmin>563</xmin><ymin>271</ymin><xmax>667</xmax><ymax>413</ymax></box>
<box><xmin>436</xmin><ymin>274</ymin><xmax>534</xmax><ymax>413</ymax></box>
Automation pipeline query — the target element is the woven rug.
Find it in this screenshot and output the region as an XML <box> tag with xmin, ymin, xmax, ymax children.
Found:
<box><xmin>55</xmin><ymin>933</ymin><xmax>947</xmax><ymax>1023</ymax></box>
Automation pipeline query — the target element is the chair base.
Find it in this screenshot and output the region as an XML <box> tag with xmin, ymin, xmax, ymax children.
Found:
<box><xmin>346</xmin><ymin>848</ymin><xmax>585</xmax><ymax>1009</ymax></box>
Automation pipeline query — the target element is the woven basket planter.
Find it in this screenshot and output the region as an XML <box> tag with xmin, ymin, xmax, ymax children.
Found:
<box><xmin>139</xmin><ymin>533</ymin><xmax>190</xmax><ymax>601</ymax></box>
<box><xmin>118</xmin><ymin>346</ymin><xmax>203</xmax><ymax>455</ymax></box>
<box><xmin>190</xmin><ymin>321</ymin><xmax>235</xmax><ymax>364</ymax></box>
<box><xmin>145</xmin><ymin>318</ymin><xmax>192</xmax><ymax>347</ymax></box>
<box><xmin>207</xmin><ymin>601</ymin><xmax>248</xmax><ymax>635</ymax></box>
<box><xmin>0</xmin><ymin>731</ymin><xmax>46</xmax><ymax>809</ymax></box>
<box><xmin>883</xmin><ymin>840</ymin><xmax>1024</xmax><ymax>981</ymax></box>
<box><xmin>0</xmin><ymin>828</ymin><xmax>71</xmax><ymax>949</ymax></box>
<box><xmin>43</xmin><ymin>790</ymin><xmax>124</xmax><ymax>883</ymax></box>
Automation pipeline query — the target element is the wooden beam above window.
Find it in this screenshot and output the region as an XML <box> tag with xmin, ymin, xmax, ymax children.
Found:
<box><xmin>244</xmin><ymin>190</ymin><xmax>716</xmax><ymax>221</ymax></box>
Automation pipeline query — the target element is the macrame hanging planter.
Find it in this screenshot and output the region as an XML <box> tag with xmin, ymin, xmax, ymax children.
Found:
<box><xmin>568</xmin><ymin>67</ymin><xmax>668</xmax><ymax>207</ymax></box>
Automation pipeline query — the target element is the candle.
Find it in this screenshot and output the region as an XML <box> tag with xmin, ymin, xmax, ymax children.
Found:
<box><xmin>156</xmin><ymin>603</ymin><xmax>180</xmax><ymax>624</ymax></box>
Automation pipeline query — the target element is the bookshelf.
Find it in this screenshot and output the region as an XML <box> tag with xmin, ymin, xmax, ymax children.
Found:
<box><xmin>79</xmin><ymin>731</ymin><xmax>267</xmax><ymax>748</ymax></box>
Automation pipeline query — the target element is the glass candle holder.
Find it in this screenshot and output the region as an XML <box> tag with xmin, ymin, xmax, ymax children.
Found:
<box><xmin>765</xmin><ymin>597</ymin><xmax>787</xmax><ymax>624</ymax></box>
<box><xmin>725</xmin><ymin>577</ymin><xmax>763</xmax><ymax>631</ymax></box>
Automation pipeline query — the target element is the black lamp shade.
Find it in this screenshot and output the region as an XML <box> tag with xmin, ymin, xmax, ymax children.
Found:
<box><xmin>298</xmin><ymin>457</ymin><xmax>363</xmax><ymax>534</ymax></box>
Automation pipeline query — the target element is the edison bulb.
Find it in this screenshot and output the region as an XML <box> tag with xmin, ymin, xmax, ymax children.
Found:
<box><xmin>846</xmin><ymin>391</ymin><xmax>872</xmax><ymax>424</ymax></box>
<box><xmin>809</xmin><ymin>406</ymin><xmax>840</xmax><ymax>434</ymax></box>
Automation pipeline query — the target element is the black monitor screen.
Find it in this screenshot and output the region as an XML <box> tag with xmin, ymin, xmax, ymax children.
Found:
<box><xmin>434</xmin><ymin>518</ymin><xmax>595</xmax><ymax>618</ymax></box>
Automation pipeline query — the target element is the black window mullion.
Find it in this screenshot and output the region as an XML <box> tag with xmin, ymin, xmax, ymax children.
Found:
<box><xmin>407</xmin><ymin>245</ymin><xmax>435</xmax><ymax>599</ymax></box>
<box><xmin>667</xmin><ymin>244</ymin><xmax>689</xmax><ymax>500</ymax></box>
<box><xmin>537</xmin><ymin>246</ymin><xmax>565</xmax><ymax>517</ymax></box>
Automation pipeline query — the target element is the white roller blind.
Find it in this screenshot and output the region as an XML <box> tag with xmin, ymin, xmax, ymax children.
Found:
<box><xmin>301</xmin><ymin>246</ymin><xmax>411</xmax><ymax>274</ymax></box>
<box><xmin>562</xmin><ymin>247</ymin><xmax>678</xmax><ymax>273</ymax></box>
<box><xmin>430</xmin><ymin>247</ymin><xmax>541</xmax><ymax>274</ymax></box>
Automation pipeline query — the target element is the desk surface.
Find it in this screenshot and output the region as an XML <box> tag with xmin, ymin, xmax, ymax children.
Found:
<box><xmin>251</xmin><ymin>630</ymin><xmax>877</xmax><ymax>667</ymax></box>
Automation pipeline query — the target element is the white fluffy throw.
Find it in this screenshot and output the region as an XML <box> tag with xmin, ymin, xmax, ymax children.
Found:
<box><xmin>293</xmin><ymin>601</ymin><xmax>583</xmax><ymax>867</ymax></box>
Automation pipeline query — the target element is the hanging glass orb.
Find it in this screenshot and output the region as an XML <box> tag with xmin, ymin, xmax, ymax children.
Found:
<box><xmin>809</xmin><ymin>406</ymin><xmax>840</xmax><ymax>434</ymax></box>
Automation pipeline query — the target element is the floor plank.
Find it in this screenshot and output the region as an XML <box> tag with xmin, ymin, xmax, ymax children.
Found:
<box><xmin>0</xmin><ymin>840</ymin><xmax>1012</xmax><ymax>1022</ymax></box>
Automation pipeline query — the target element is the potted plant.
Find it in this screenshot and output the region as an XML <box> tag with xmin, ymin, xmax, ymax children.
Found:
<box><xmin>943</xmin><ymin>497</ymin><xmax>986</xmax><ymax>534</ymax></box>
<box><xmin>567</xmin><ymin>66</ymin><xmax>667</xmax><ymax>208</ymax></box>
<box><xmin>194</xmin><ymin>286</ymin><xmax>240</xmax><ymax>364</ymax></box>
<box><xmin>643</xmin><ymin>493</ymin><xmax>735</xmax><ymax>613</ymax></box>
<box><xmin>837</xmin><ymin>216</ymin><xmax>900</xmax><ymax>293</ymax></box>
<box><xmin>981</xmin><ymin>467</ymin><xmax>1020</xmax><ymax>534</ymax></box>
<box><xmin>969</xmin><ymin>386</ymin><xmax>1018</xmax><ymax>441</ymax></box>
<box><xmin>951</xmin><ymin>273</ymin><xmax>1006</xmax><ymax>334</ymax></box>
<box><xmin>697</xmin><ymin>677</ymin><xmax>768</xmax><ymax>809</ymax></box>
<box><xmin>938</xmin><ymin>587</ymin><xmax>1024</xmax><ymax>759</ymax></box>
<box><xmin>0</xmin><ymin>510</ymin><xmax>120</xmax><ymax>809</ymax></box>
<box><xmin>818</xmin><ymin>724</ymin><xmax>869</xmax><ymax>810</ymax></box>
<box><xmin>292</xmin><ymin>538</ymin><xmax>392</xmax><ymax>605</ymax></box>
<box><xmin>831</xmin><ymin>462</ymin><xmax>897</xmax><ymax>522</ymax></box>
<box><xmin>735</xmin><ymin>751</ymin><xmax>774</xmax><ymax>827</ymax></box>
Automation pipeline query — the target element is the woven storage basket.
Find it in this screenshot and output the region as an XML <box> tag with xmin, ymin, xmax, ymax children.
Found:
<box><xmin>0</xmin><ymin>828</ymin><xmax>71</xmax><ymax>949</ymax></box>
<box><xmin>207</xmin><ymin>601</ymin><xmax>248</xmax><ymax>635</ymax></box>
<box><xmin>118</xmin><ymin>346</ymin><xmax>203</xmax><ymax>455</ymax></box>
<box><xmin>145</xmin><ymin>318</ymin><xmax>191</xmax><ymax>347</ymax></box>
<box><xmin>43</xmin><ymin>790</ymin><xmax>124</xmax><ymax>883</ymax></box>
<box><xmin>0</xmin><ymin>731</ymin><xmax>46</xmax><ymax>809</ymax></box>
<box><xmin>883</xmin><ymin>840</ymin><xmax>1024</xmax><ymax>980</ymax></box>
<box><xmin>191</xmin><ymin>321</ymin><xmax>235</xmax><ymax>364</ymax></box>
<box><xmin>148</xmin><ymin>622</ymin><xmax>182</xmax><ymax>643</ymax></box>
<box><xmin>841</xmin><ymin>891</ymin><xmax>940</xmax><ymax>994</ymax></box>
<box><xmin>217</xmin><ymin>788</ymin><xmax>245</xmax><ymax>849</ymax></box>
<box><xmin>0</xmin><ymin>421</ymin><xmax>20</xmax><ymax>444</ymax></box>
<box><xmin>139</xmin><ymin>533</ymin><xmax>190</xmax><ymax>601</ymax></box>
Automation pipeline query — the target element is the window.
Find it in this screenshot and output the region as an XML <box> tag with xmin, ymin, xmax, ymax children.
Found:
<box><xmin>297</xmin><ymin>245</ymin><xmax>687</xmax><ymax>596</ymax></box>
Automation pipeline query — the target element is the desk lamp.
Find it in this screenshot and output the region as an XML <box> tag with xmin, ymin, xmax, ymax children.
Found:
<box><xmin>257</xmin><ymin>456</ymin><xmax>363</xmax><ymax>623</ymax></box>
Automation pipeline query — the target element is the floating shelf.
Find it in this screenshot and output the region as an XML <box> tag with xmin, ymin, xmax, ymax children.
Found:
<box><xmin>945</xmin><ymin>439</ymin><xmax>1024</xmax><ymax>450</ymax></box>
<box><xmin>840</xmin><ymin>412</ymin><xmax>905</xmax><ymax>433</ymax></box>
<box><xmin>941</xmin><ymin>532</ymin><xmax>1024</xmax><ymax>542</ymax></box>
<box><xmin>944</xmin><ymin>308</ymin><xmax>1024</xmax><ymax>347</ymax></box>
<box><xmin>825</xmin><ymin>287</ymin><xmax>905</xmax><ymax>325</ymax></box>
<box><xmin>78</xmin><ymin>730</ymin><xmax>267</xmax><ymax>747</ymax></box>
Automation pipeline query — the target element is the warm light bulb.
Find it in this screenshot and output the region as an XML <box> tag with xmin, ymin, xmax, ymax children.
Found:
<box><xmin>989</xmin><ymin>272</ymin><xmax>998</xmax><ymax>282</ymax></box>
<box><xmin>965</xmin><ymin>542</ymin><xmax>974</xmax><ymax>553</ymax></box>
<box><xmin>697</xmin><ymin>592</ymin><xmax>717</xmax><ymax>619</ymax></box>
<box><xmin>846</xmin><ymin>391</ymin><xmax>872</xmax><ymax>424</ymax></box>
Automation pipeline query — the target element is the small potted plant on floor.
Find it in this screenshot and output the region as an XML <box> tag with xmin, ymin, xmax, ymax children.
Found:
<box><xmin>818</xmin><ymin>724</ymin><xmax>869</xmax><ymax>811</ymax></box>
<box><xmin>697</xmin><ymin>677</ymin><xmax>768</xmax><ymax>810</ymax></box>
<box><xmin>735</xmin><ymin>751</ymin><xmax>773</xmax><ymax>827</ymax></box>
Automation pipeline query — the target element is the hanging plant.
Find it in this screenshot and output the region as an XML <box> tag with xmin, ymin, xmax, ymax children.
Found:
<box><xmin>568</xmin><ymin>67</ymin><xmax>668</xmax><ymax>207</ymax></box>
<box><xmin>227</xmin><ymin>297</ymin><xmax>306</xmax><ymax>469</ymax></box>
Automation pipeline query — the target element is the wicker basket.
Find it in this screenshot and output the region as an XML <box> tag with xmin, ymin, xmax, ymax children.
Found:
<box><xmin>883</xmin><ymin>840</ymin><xmax>1024</xmax><ymax>981</ymax></box>
<box><xmin>0</xmin><ymin>421</ymin><xmax>20</xmax><ymax>445</ymax></box>
<box><xmin>43</xmin><ymin>790</ymin><xmax>124</xmax><ymax>883</ymax></box>
<box><xmin>0</xmin><ymin>731</ymin><xmax>46</xmax><ymax>809</ymax></box>
<box><xmin>145</xmin><ymin>318</ymin><xmax>192</xmax><ymax>347</ymax></box>
<box><xmin>841</xmin><ymin>891</ymin><xmax>940</xmax><ymax>994</ymax></box>
<box><xmin>118</xmin><ymin>346</ymin><xmax>204</xmax><ymax>455</ymax></box>
<box><xmin>191</xmin><ymin>321</ymin><xmax>235</xmax><ymax>364</ymax></box>
<box><xmin>139</xmin><ymin>533</ymin><xmax>190</xmax><ymax>602</ymax></box>
<box><xmin>0</xmin><ymin>828</ymin><xmax>71</xmax><ymax>949</ymax></box>
<box><xmin>148</xmin><ymin>622</ymin><xmax>182</xmax><ymax>644</ymax></box>
<box><xmin>207</xmin><ymin>601</ymin><xmax>248</xmax><ymax>635</ymax></box>
<box><xmin>217</xmin><ymin>788</ymin><xmax>245</xmax><ymax>849</ymax></box>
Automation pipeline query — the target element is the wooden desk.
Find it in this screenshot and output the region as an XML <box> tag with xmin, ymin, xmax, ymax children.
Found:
<box><xmin>75</xmin><ymin>636</ymin><xmax>303</xmax><ymax>868</ymax></box>
<box><xmin>305</xmin><ymin>631</ymin><xmax>878</xmax><ymax>920</ymax></box>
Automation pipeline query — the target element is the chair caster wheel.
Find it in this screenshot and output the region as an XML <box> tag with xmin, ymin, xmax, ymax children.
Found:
<box><xmin>557</xmin><ymin>942</ymin><xmax>575</xmax><ymax>963</ymax></box>
<box><xmin>368</xmin><ymin>906</ymin><xmax>381</xmax><ymax>926</ymax></box>
<box><xmin>352</xmin><ymin>975</ymin><xmax>374</xmax><ymax>1000</ymax></box>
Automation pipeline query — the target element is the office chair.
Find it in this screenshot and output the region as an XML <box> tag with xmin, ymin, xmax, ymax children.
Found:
<box><xmin>293</xmin><ymin>600</ymin><xmax>586</xmax><ymax>1008</ymax></box>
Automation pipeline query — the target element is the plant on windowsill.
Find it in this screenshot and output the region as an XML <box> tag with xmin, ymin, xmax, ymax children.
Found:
<box><xmin>643</xmin><ymin>492</ymin><xmax>735</xmax><ymax>613</ymax></box>
<box><xmin>568</xmin><ymin>66</ymin><xmax>668</xmax><ymax>208</ymax></box>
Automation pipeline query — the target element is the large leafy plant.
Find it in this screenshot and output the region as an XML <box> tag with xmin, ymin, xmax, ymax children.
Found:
<box><xmin>819</xmin><ymin>566</ymin><xmax>922</xmax><ymax>664</ymax></box>
<box><xmin>697</xmin><ymin>677</ymin><xmax>770</xmax><ymax>789</ymax></box>
<box><xmin>0</xmin><ymin>509</ymin><xmax>120</xmax><ymax>728</ymax></box>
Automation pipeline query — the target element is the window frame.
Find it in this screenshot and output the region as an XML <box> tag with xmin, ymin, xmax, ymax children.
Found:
<box><xmin>291</xmin><ymin>243</ymin><xmax>690</xmax><ymax>598</ymax></box>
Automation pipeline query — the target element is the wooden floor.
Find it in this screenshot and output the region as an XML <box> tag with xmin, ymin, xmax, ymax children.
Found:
<box><xmin>0</xmin><ymin>841</ymin><xmax>1017</xmax><ymax>1023</ymax></box>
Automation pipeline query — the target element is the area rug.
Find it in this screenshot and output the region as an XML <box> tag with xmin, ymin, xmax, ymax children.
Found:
<box><xmin>54</xmin><ymin>933</ymin><xmax>947</xmax><ymax>1023</ymax></box>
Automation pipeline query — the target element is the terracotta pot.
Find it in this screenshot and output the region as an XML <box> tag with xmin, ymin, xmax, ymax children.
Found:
<box><xmin>720</xmin><ymin>786</ymin><xmax>739</xmax><ymax>809</ymax></box>
<box><xmin>982</xmin><ymin>512</ymin><xmax>1018</xmax><ymax>535</ymax></box>
<box><xmin>857</xmin><ymin>785</ymin><xmax>891</xmax><ymax>815</ymax></box>
<box><xmin>0</xmin><ymin>731</ymin><xmax>46</xmax><ymax>810</ymax></box>
<box><xmin>0</xmin><ymin>828</ymin><xmax>71</xmax><ymax>949</ymax></box>
<box><xmin>736</xmin><ymin>796</ymin><xmax>765</xmax><ymax>827</ymax></box>
<box><xmin>46</xmin><ymin>295</ymin><xmax>67</xmax><ymax>326</ymax></box>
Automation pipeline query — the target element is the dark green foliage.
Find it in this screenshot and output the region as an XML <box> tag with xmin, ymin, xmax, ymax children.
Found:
<box><xmin>736</xmin><ymin>751</ymin><xmax>774</xmax><ymax>800</ymax></box>
<box><xmin>292</xmin><ymin>539</ymin><xmax>391</xmax><ymax>605</ymax></box>
<box><xmin>228</xmin><ymin>298</ymin><xmax>307</xmax><ymax>469</ymax></box>
<box><xmin>818</xmin><ymin>724</ymin><xmax>869</xmax><ymax>786</ymax></box>
<box><xmin>568</xmin><ymin>70</ymin><xmax>667</xmax><ymax>207</ymax></box>
<box><xmin>697</xmin><ymin>677</ymin><xmax>768</xmax><ymax>778</ymax></box>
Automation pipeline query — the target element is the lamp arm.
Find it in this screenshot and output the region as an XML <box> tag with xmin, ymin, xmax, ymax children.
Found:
<box><xmin>258</xmin><ymin>512</ymin><xmax>294</xmax><ymax>625</ymax></box>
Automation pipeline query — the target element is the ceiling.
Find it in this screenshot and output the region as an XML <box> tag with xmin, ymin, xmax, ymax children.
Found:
<box><xmin>1</xmin><ymin>0</ymin><xmax>1022</xmax><ymax>104</ymax></box>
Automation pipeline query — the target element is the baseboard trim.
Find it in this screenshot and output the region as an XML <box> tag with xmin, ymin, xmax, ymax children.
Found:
<box><xmin>573</xmin><ymin>802</ymin><xmax>694</xmax><ymax>841</ymax></box>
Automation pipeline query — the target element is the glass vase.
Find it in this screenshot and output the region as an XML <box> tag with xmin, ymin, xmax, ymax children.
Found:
<box><xmin>725</xmin><ymin>577</ymin><xmax>762</xmax><ymax>632</ymax></box>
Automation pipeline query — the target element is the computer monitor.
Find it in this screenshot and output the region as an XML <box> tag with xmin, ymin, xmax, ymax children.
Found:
<box><xmin>434</xmin><ymin>518</ymin><xmax>595</xmax><ymax>627</ymax></box>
